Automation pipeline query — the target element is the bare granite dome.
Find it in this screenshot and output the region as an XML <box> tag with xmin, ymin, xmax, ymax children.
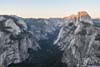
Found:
<box><xmin>54</xmin><ymin>11</ymin><xmax>100</xmax><ymax>67</ymax></box>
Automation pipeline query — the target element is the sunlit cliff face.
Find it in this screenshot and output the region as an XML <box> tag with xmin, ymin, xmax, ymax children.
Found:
<box><xmin>78</xmin><ymin>11</ymin><xmax>89</xmax><ymax>17</ymax></box>
<box><xmin>78</xmin><ymin>11</ymin><xmax>91</xmax><ymax>19</ymax></box>
<box><xmin>66</xmin><ymin>11</ymin><xmax>91</xmax><ymax>19</ymax></box>
<box><xmin>65</xmin><ymin>11</ymin><xmax>93</xmax><ymax>26</ymax></box>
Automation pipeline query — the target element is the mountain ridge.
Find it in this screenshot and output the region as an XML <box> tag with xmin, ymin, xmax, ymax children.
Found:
<box><xmin>0</xmin><ymin>11</ymin><xmax>100</xmax><ymax>67</ymax></box>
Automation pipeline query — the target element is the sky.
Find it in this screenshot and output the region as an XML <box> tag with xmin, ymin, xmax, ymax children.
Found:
<box><xmin>0</xmin><ymin>0</ymin><xmax>99</xmax><ymax>18</ymax></box>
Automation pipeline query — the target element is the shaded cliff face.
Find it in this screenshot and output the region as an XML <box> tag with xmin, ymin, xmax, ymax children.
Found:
<box><xmin>55</xmin><ymin>11</ymin><xmax>100</xmax><ymax>67</ymax></box>
<box><xmin>0</xmin><ymin>15</ymin><xmax>40</xmax><ymax>67</ymax></box>
<box><xmin>0</xmin><ymin>16</ymin><xmax>66</xmax><ymax>67</ymax></box>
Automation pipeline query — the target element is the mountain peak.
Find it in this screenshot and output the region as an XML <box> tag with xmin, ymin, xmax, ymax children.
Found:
<box><xmin>78</xmin><ymin>11</ymin><xmax>89</xmax><ymax>17</ymax></box>
<box><xmin>65</xmin><ymin>11</ymin><xmax>93</xmax><ymax>25</ymax></box>
<box><xmin>66</xmin><ymin>11</ymin><xmax>91</xmax><ymax>19</ymax></box>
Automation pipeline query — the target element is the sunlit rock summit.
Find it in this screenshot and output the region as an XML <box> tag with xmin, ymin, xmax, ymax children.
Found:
<box><xmin>56</xmin><ymin>11</ymin><xmax>100</xmax><ymax>67</ymax></box>
<box><xmin>0</xmin><ymin>11</ymin><xmax>100</xmax><ymax>67</ymax></box>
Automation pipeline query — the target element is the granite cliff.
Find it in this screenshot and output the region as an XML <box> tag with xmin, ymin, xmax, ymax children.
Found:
<box><xmin>0</xmin><ymin>11</ymin><xmax>100</xmax><ymax>67</ymax></box>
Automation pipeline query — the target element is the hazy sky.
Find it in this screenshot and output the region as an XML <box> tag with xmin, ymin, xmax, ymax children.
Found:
<box><xmin>0</xmin><ymin>0</ymin><xmax>99</xmax><ymax>18</ymax></box>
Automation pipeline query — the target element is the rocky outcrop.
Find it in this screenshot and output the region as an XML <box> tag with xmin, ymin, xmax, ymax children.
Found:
<box><xmin>0</xmin><ymin>11</ymin><xmax>100</xmax><ymax>67</ymax></box>
<box><xmin>55</xmin><ymin>11</ymin><xmax>100</xmax><ymax>67</ymax></box>
<box><xmin>0</xmin><ymin>16</ymin><xmax>66</xmax><ymax>67</ymax></box>
<box><xmin>0</xmin><ymin>15</ymin><xmax>40</xmax><ymax>67</ymax></box>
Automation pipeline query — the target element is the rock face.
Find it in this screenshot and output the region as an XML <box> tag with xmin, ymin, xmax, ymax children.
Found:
<box><xmin>0</xmin><ymin>16</ymin><xmax>66</xmax><ymax>67</ymax></box>
<box><xmin>55</xmin><ymin>11</ymin><xmax>100</xmax><ymax>67</ymax></box>
<box><xmin>0</xmin><ymin>15</ymin><xmax>40</xmax><ymax>67</ymax></box>
<box><xmin>0</xmin><ymin>11</ymin><xmax>100</xmax><ymax>67</ymax></box>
